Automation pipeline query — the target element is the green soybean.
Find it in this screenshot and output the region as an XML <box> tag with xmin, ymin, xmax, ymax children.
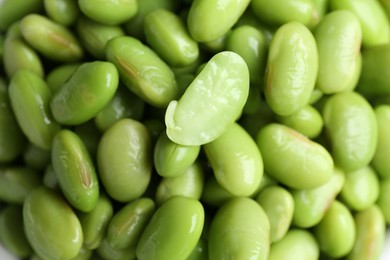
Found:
<box><xmin>153</xmin><ymin>131</ymin><xmax>200</xmax><ymax>178</ymax></box>
<box><xmin>165</xmin><ymin>51</ymin><xmax>249</xmax><ymax>146</ymax></box>
<box><xmin>97</xmin><ymin>119</ymin><xmax>152</xmax><ymax>202</ymax></box>
<box><xmin>377</xmin><ymin>179</ymin><xmax>390</xmax><ymax>224</ymax></box>
<box><xmin>187</xmin><ymin>0</ymin><xmax>251</xmax><ymax>42</ymax></box>
<box><xmin>322</xmin><ymin>91</ymin><xmax>377</xmax><ymax>171</ymax></box>
<box><xmin>50</xmin><ymin>61</ymin><xmax>119</xmax><ymax>125</ymax></box>
<box><xmin>265</xmin><ymin>22</ymin><xmax>318</xmax><ymax>116</ymax></box>
<box><xmin>372</xmin><ymin>105</ymin><xmax>390</xmax><ymax>178</ymax></box>
<box><xmin>107</xmin><ymin>198</ymin><xmax>155</xmax><ymax>249</ymax></box>
<box><xmin>268</xmin><ymin>229</ymin><xmax>319</xmax><ymax>260</ymax></box>
<box><xmin>340</xmin><ymin>166</ymin><xmax>380</xmax><ymax>211</ymax></box>
<box><xmin>51</xmin><ymin>129</ymin><xmax>99</xmax><ymax>212</ymax></box>
<box><xmin>9</xmin><ymin>69</ymin><xmax>61</xmax><ymax>150</ymax></box>
<box><xmin>44</xmin><ymin>0</ymin><xmax>79</xmax><ymax>26</ymax></box>
<box><xmin>20</xmin><ymin>14</ymin><xmax>84</xmax><ymax>62</ymax></box>
<box><xmin>136</xmin><ymin>196</ymin><xmax>204</xmax><ymax>260</ymax></box>
<box><xmin>46</xmin><ymin>63</ymin><xmax>80</xmax><ymax>93</ymax></box>
<box><xmin>208</xmin><ymin>197</ymin><xmax>270</xmax><ymax>260</ymax></box>
<box><xmin>346</xmin><ymin>205</ymin><xmax>386</xmax><ymax>260</ymax></box>
<box><xmin>314</xmin><ymin>10</ymin><xmax>362</xmax><ymax>94</ymax></box>
<box><xmin>0</xmin><ymin>0</ymin><xmax>44</xmax><ymax>31</ymax></box>
<box><xmin>201</xmin><ymin>175</ymin><xmax>236</xmax><ymax>207</ymax></box>
<box><xmin>204</xmin><ymin>122</ymin><xmax>263</xmax><ymax>196</ymax></box>
<box><xmin>330</xmin><ymin>0</ymin><xmax>390</xmax><ymax>47</ymax></box>
<box><xmin>78</xmin><ymin>194</ymin><xmax>113</xmax><ymax>250</ymax></box>
<box><xmin>187</xmin><ymin>238</ymin><xmax>208</xmax><ymax>260</ymax></box>
<box><xmin>256</xmin><ymin>186</ymin><xmax>294</xmax><ymax>243</ymax></box>
<box><xmin>23</xmin><ymin>186</ymin><xmax>83</xmax><ymax>260</ymax></box>
<box><xmin>313</xmin><ymin>200</ymin><xmax>356</xmax><ymax>258</ymax></box>
<box><xmin>144</xmin><ymin>9</ymin><xmax>199</xmax><ymax>67</ymax></box>
<box><xmin>97</xmin><ymin>238</ymin><xmax>136</xmax><ymax>260</ymax></box>
<box><xmin>78</xmin><ymin>0</ymin><xmax>138</xmax><ymax>25</ymax></box>
<box><xmin>292</xmin><ymin>167</ymin><xmax>345</xmax><ymax>228</ymax></box>
<box><xmin>23</xmin><ymin>143</ymin><xmax>51</xmax><ymax>170</ymax></box>
<box><xmin>106</xmin><ymin>36</ymin><xmax>179</xmax><ymax>108</ymax></box>
<box><xmin>256</xmin><ymin>123</ymin><xmax>333</xmax><ymax>189</ymax></box>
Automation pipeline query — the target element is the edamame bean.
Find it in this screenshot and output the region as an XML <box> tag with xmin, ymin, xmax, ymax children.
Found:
<box><xmin>0</xmin><ymin>0</ymin><xmax>43</xmax><ymax>31</ymax></box>
<box><xmin>251</xmin><ymin>0</ymin><xmax>314</xmax><ymax>26</ymax></box>
<box><xmin>97</xmin><ymin>238</ymin><xmax>136</xmax><ymax>260</ymax></box>
<box><xmin>154</xmin><ymin>132</ymin><xmax>200</xmax><ymax>178</ymax></box>
<box><xmin>340</xmin><ymin>166</ymin><xmax>379</xmax><ymax>211</ymax></box>
<box><xmin>346</xmin><ymin>205</ymin><xmax>386</xmax><ymax>260</ymax></box>
<box><xmin>204</xmin><ymin>122</ymin><xmax>263</xmax><ymax>196</ymax></box>
<box><xmin>208</xmin><ymin>197</ymin><xmax>270</xmax><ymax>260</ymax></box>
<box><xmin>155</xmin><ymin>162</ymin><xmax>204</xmax><ymax>205</ymax></box>
<box><xmin>144</xmin><ymin>9</ymin><xmax>199</xmax><ymax>67</ymax></box>
<box><xmin>23</xmin><ymin>186</ymin><xmax>83</xmax><ymax>260</ymax></box>
<box><xmin>78</xmin><ymin>0</ymin><xmax>138</xmax><ymax>25</ymax></box>
<box><xmin>330</xmin><ymin>0</ymin><xmax>390</xmax><ymax>47</ymax></box>
<box><xmin>256</xmin><ymin>186</ymin><xmax>294</xmax><ymax>243</ymax></box>
<box><xmin>136</xmin><ymin>196</ymin><xmax>204</xmax><ymax>260</ymax></box>
<box><xmin>20</xmin><ymin>14</ymin><xmax>84</xmax><ymax>62</ymax></box>
<box><xmin>372</xmin><ymin>105</ymin><xmax>390</xmax><ymax>178</ymax></box>
<box><xmin>44</xmin><ymin>0</ymin><xmax>79</xmax><ymax>26</ymax></box>
<box><xmin>50</xmin><ymin>61</ymin><xmax>119</xmax><ymax>125</ymax></box>
<box><xmin>9</xmin><ymin>69</ymin><xmax>60</xmax><ymax>150</ymax></box>
<box><xmin>23</xmin><ymin>143</ymin><xmax>50</xmax><ymax>171</ymax></box>
<box><xmin>78</xmin><ymin>194</ymin><xmax>113</xmax><ymax>250</ymax></box>
<box><xmin>107</xmin><ymin>198</ymin><xmax>155</xmax><ymax>249</ymax></box>
<box><xmin>46</xmin><ymin>63</ymin><xmax>80</xmax><ymax>93</ymax></box>
<box><xmin>165</xmin><ymin>51</ymin><xmax>249</xmax><ymax>146</ymax></box>
<box><xmin>187</xmin><ymin>0</ymin><xmax>251</xmax><ymax>42</ymax></box>
<box><xmin>256</xmin><ymin>123</ymin><xmax>333</xmax><ymax>189</ymax></box>
<box><xmin>265</xmin><ymin>22</ymin><xmax>318</xmax><ymax>116</ymax></box>
<box><xmin>377</xmin><ymin>179</ymin><xmax>390</xmax><ymax>224</ymax></box>
<box><xmin>43</xmin><ymin>164</ymin><xmax>58</xmax><ymax>189</ymax></box>
<box><xmin>0</xmin><ymin>205</ymin><xmax>32</xmax><ymax>258</ymax></box>
<box><xmin>187</xmin><ymin>238</ymin><xmax>208</xmax><ymax>260</ymax></box>
<box><xmin>314</xmin><ymin>10</ymin><xmax>362</xmax><ymax>94</ymax></box>
<box><xmin>201</xmin><ymin>175</ymin><xmax>235</xmax><ymax>207</ymax></box>
<box><xmin>313</xmin><ymin>200</ymin><xmax>356</xmax><ymax>258</ymax></box>
<box><xmin>97</xmin><ymin>119</ymin><xmax>152</xmax><ymax>202</ymax></box>
<box><xmin>322</xmin><ymin>91</ymin><xmax>377</xmax><ymax>171</ymax></box>
<box><xmin>292</xmin><ymin>167</ymin><xmax>345</xmax><ymax>228</ymax></box>
<box><xmin>52</xmin><ymin>129</ymin><xmax>99</xmax><ymax>212</ymax></box>
<box><xmin>106</xmin><ymin>36</ymin><xmax>179</xmax><ymax>108</ymax></box>
<box><xmin>268</xmin><ymin>229</ymin><xmax>319</xmax><ymax>260</ymax></box>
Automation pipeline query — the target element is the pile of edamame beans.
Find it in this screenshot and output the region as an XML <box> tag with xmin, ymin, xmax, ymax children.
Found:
<box><xmin>1</xmin><ymin>0</ymin><xmax>390</xmax><ymax>259</ymax></box>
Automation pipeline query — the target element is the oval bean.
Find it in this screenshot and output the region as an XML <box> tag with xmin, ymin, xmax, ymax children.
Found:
<box><xmin>372</xmin><ymin>105</ymin><xmax>390</xmax><ymax>178</ymax></box>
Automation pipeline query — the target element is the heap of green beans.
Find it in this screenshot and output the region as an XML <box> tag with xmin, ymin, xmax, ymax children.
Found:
<box><xmin>1</xmin><ymin>0</ymin><xmax>390</xmax><ymax>259</ymax></box>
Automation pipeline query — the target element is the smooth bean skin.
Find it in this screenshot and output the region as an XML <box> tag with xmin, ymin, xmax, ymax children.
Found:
<box><xmin>0</xmin><ymin>205</ymin><xmax>32</xmax><ymax>258</ymax></box>
<box><xmin>292</xmin><ymin>167</ymin><xmax>345</xmax><ymax>228</ymax></box>
<box><xmin>136</xmin><ymin>196</ymin><xmax>204</xmax><ymax>260</ymax></box>
<box><xmin>153</xmin><ymin>132</ymin><xmax>200</xmax><ymax>178</ymax></box>
<box><xmin>78</xmin><ymin>194</ymin><xmax>113</xmax><ymax>250</ymax></box>
<box><xmin>226</xmin><ymin>25</ymin><xmax>268</xmax><ymax>85</ymax></box>
<box><xmin>0</xmin><ymin>0</ymin><xmax>43</xmax><ymax>31</ymax></box>
<box><xmin>97</xmin><ymin>119</ymin><xmax>152</xmax><ymax>202</ymax></box>
<box><xmin>276</xmin><ymin>105</ymin><xmax>323</xmax><ymax>139</ymax></box>
<box><xmin>97</xmin><ymin>238</ymin><xmax>136</xmax><ymax>260</ymax></box>
<box><xmin>187</xmin><ymin>238</ymin><xmax>208</xmax><ymax>260</ymax></box>
<box><xmin>251</xmin><ymin>0</ymin><xmax>314</xmax><ymax>26</ymax></box>
<box><xmin>76</xmin><ymin>16</ymin><xmax>125</xmax><ymax>59</ymax></box>
<box><xmin>314</xmin><ymin>200</ymin><xmax>356</xmax><ymax>258</ymax></box>
<box><xmin>201</xmin><ymin>175</ymin><xmax>235</xmax><ymax>207</ymax></box>
<box><xmin>165</xmin><ymin>51</ymin><xmax>249</xmax><ymax>146</ymax></box>
<box><xmin>46</xmin><ymin>63</ymin><xmax>80</xmax><ymax>93</ymax></box>
<box><xmin>377</xmin><ymin>179</ymin><xmax>390</xmax><ymax>224</ymax></box>
<box><xmin>187</xmin><ymin>0</ymin><xmax>250</xmax><ymax>42</ymax></box>
<box><xmin>372</xmin><ymin>105</ymin><xmax>390</xmax><ymax>178</ymax></box>
<box><xmin>9</xmin><ymin>69</ymin><xmax>61</xmax><ymax>150</ymax></box>
<box><xmin>256</xmin><ymin>123</ymin><xmax>333</xmax><ymax>189</ymax></box>
<box><xmin>144</xmin><ymin>9</ymin><xmax>199</xmax><ymax>67</ymax></box>
<box><xmin>20</xmin><ymin>14</ymin><xmax>83</xmax><ymax>62</ymax></box>
<box><xmin>208</xmin><ymin>197</ymin><xmax>269</xmax><ymax>260</ymax></box>
<box><xmin>346</xmin><ymin>205</ymin><xmax>386</xmax><ymax>260</ymax></box>
<box><xmin>0</xmin><ymin>78</ymin><xmax>25</xmax><ymax>163</ymax></box>
<box><xmin>79</xmin><ymin>0</ymin><xmax>138</xmax><ymax>25</ymax></box>
<box><xmin>44</xmin><ymin>0</ymin><xmax>79</xmax><ymax>26</ymax></box>
<box><xmin>340</xmin><ymin>166</ymin><xmax>379</xmax><ymax>211</ymax></box>
<box><xmin>107</xmin><ymin>198</ymin><xmax>155</xmax><ymax>249</ymax></box>
<box><xmin>206</xmin><ymin>123</ymin><xmax>263</xmax><ymax>196</ymax></box>
<box><xmin>106</xmin><ymin>36</ymin><xmax>179</xmax><ymax>108</ymax></box>
<box><xmin>268</xmin><ymin>229</ymin><xmax>319</xmax><ymax>260</ymax></box>
<box><xmin>330</xmin><ymin>0</ymin><xmax>390</xmax><ymax>47</ymax></box>
<box><xmin>0</xmin><ymin>167</ymin><xmax>41</xmax><ymax>204</ymax></box>
<box><xmin>265</xmin><ymin>22</ymin><xmax>318</xmax><ymax>116</ymax></box>
<box><xmin>50</xmin><ymin>61</ymin><xmax>119</xmax><ymax>125</ymax></box>
<box><xmin>155</xmin><ymin>162</ymin><xmax>204</xmax><ymax>205</ymax></box>
<box><xmin>52</xmin><ymin>130</ymin><xmax>99</xmax><ymax>212</ymax></box>
<box><xmin>256</xmin><ymin>186</ymin><xmax>294</xmax><ymax>243</ymax></box>
<box><xmin>23</xmin><ymin>187</ymin><xmax>83</xmax><ymax>260</ymax></box>
<box><xmin>314</xmin><ymin>10</ymin><xmax>362</xmax><ymax>94</ymax></box>
<box><xmin>322</xmin><ymin>91</ymin><xmax>377</xmax><ymax>172</ymax></box>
